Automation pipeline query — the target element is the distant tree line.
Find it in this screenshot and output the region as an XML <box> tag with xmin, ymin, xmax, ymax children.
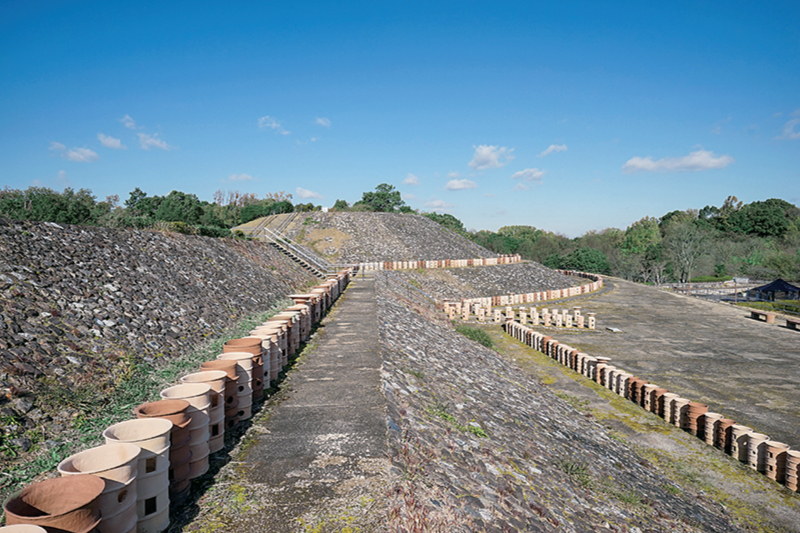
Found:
<box><xmin>0</xmin><ymin>186</ymin><xmax>320</xmax><ymax>237</ymax></box>
<box><xmin>424</xmin><ymin>196</ymin><xmax>800</xmax><ymax>283</ymax></box>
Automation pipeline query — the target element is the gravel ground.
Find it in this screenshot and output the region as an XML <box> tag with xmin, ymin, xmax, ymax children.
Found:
<box><xmin>376</xmin><ymin>273</ymin><xmax>743</xmax><ymax>532</ymax></box>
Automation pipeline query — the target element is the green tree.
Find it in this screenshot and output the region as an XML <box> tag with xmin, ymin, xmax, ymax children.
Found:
<box><xmin>154</xmin><ymin>190</ymin><xmax>204</xmax><ymax>224</ymax></box>
<box><xmin>332</xmin><ymin>199</ymin><xmax>350</xmax><ymax>211</ymax></box>
<box><xmin>560</xmin><ymin>248</ymin><xmax>611</xmax><ymax>275</ymax></box>
<box><xmin>424</xmin><ymin>212</ymin><xmax>466</xmax><ymax>234</ymax></box>
<box><xmin>622</xmin><ymin>217</ymin><xmax>661</xmax><ymax>254</ymax></box>
<box><xmin>353</xmin><ymin>183</ymin><xmax>406</xmax><ymax>212</ymax></box>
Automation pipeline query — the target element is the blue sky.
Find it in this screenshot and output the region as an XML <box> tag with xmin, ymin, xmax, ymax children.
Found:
<box><xmin>1</xmin><ymin>1</ymin><xmax>798</xmax><ymax>236</ymax></box>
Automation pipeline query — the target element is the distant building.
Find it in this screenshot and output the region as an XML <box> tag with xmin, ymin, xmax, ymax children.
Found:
<box><xmin>747</xmin><ymin>279</ymin><xmax>800</xmax><ymax>301</ymax></box>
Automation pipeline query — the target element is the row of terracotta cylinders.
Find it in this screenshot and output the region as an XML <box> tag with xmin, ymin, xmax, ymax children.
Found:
<box><xmin>504</xmin><ymin>319</ymin><xmax>800</xmax><ymax>492</ymax></box>
<box><xmin>360</xmin><ymin>254</ymin><xmax>522</xmax><ymax>272</ymax></box>
<box><xmin>2</xmin><ymin>270</ymin><xmax>353</xmax><ymax>533</ymax></box>
<box><xmin>447</xmin><ymin>271</ymin><xmax>603</xmax><ymax>311</ymax></box>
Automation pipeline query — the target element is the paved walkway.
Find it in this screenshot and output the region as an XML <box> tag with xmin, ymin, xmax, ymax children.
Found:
<box><xmin>187</xmin><ymin>274</ymin><xmax>390</xmax><ymax>532</ymax></box>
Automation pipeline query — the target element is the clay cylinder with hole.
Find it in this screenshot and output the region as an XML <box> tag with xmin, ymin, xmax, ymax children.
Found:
<box><xmin>747</xmin><ymin>433</ymin><xmax>770</xmax><ymax>473</ymax></box>
<box><xmin>57</xmin><ymin>443</ymin><xmax>140</xmax><ymax>533</ymax></box>
<box><xmin>730</xmin><ymin>425</ymin><xmax>752</xmax><ymax>462</ymax></box>
<box><xmin>686</xmin><ymin>402</ymin><xmax>708</xmax><ymax>437</ymax></box>
<box><xmin>764</xmin><ymin>441</ymin><xmax>790</xmax><ymax>482</ymax></box>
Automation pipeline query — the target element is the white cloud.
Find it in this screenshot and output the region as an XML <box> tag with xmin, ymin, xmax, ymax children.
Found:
<box><xmin>258</xmin><ymin>116</ymin><xmax>280</xmax><ymax>129</ymax></box>
<box><xmin>98</xmin><ymin>133</ymin><xmax>126</xmax><ymax>149</ymax></box>
<box><xmin>424</xmin><ymin>199</ymin><xmax>454</xmax><ymax>209</ymax></box>
<box><xmin>57</xmin><ymin>170</ymin><xmax>69</xmax><ymax>185</ymax></box>
<box><xmin>310</xmin><ymin>137</ymin><xmax>318</xmax><ymax>142</ymax></box>
<box><xmin>511</xmin><ymin>168</ymin><xmax>545</xmax><ymax>182</ymax></box>
<box><xmin>64</xmin><ymin>148</ymin><xmax>99</xmax><ymax>162</ymax></box>
<box><xmin>403</xmin><ymin>193</ymin><xmax>418</xmax><ymax>201</ymax></box>
<box><xmin>49</xmin><ymin>141</ymin><xmax>66</xmax><ymax>151</ymax></box>
<box><xmin>296</xmin><ymin>187</ymin><xmax>323</xmax><ymax>199</ymax></box>
<box><xmin>403</xmin><ymin>173</ymin><xmax>419</xmax><ymax>185</ymax></box>
<box><xmin>622</xmin><ymin>149</ymin><xmax>734</xmax><ymax>173</ymax></box>
<box><xmin>447</xmin><ymin>171</ymin><xmax>461</xmax><ymax>178</ymax></box>
<box><xmin>137</xmin><ymin>133</ymin><xmax>173</xmax><ymax>151</ymax></box>
<box><xmin>468</xmin><ymin>145</ymin><xmax>514</xmax><ymax>170</ymax></box>
<box><xmin>777</xmin><ymin>117</ymin><xmax>800</xmax><ymax>140</ymax></box>
<box><xmin>120</xmin><ymin>114</ymin><xmax>136</xmax><ymax>129</ymax></box>
<box><xmin>445</xmin><ymin>178</ymin><xmax>477</xmax><ymax>190</ymax></box>
<box><xmin>31</xmin><ymin>179</ymin><xmax>43</xmax><ymax>186</ymax></box>
<box><xmin>537</xmin><ymin>144</ymin><xmax>567</xmax><ymax>157</ymax></box>
<box><xmin>259</xmin><ymin>115</ymin><xmax>290</xmax><ymax>135</ymax></box>
<box><xmin>315</xmin><ymin>117</ymin><xmax>331</xmax><ymax>127</ymax></box>
<box><xmin>512</xmin><ymin>183</ymin><xmax>529</xmax><ymax>191</ymax></box>
<box><xmin>227</xmin><ymin>173</ymin><xmax>254</xmax><ymax>181</ymax></box>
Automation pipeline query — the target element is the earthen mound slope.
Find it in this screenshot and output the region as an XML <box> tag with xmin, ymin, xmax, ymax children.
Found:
<box><xmin>0</xmin><ymin>219</ymin><xmax>316</xmax><ymax>461</ymax></box>
<box><xmin>284</xmin><ymin>212</ymin><xmax>495</xmax><ymax>262</ymax></box>
<box><xmin>395</xmin><ymin>262</ymin><xmax>579</xmax><ymax>300</ymax></box>
<box><xmin>378</xmin><ymin>276</ymin><xmax>743</xmax><ymax>532</ymax></box>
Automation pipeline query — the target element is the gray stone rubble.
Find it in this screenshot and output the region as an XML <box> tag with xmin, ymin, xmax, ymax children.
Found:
<box><xmin>0</xmin><ymin>218</ymin><xmax>317</xmax><ymax>457</ymax></box>
<box><xmin>287</xmin><ymin>212</ymin><xmax>495</xmax><ymax>262</ymax></box>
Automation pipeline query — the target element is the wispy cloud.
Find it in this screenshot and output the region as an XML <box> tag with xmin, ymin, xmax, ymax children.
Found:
<box><xmin>98</xmin><ymin>133</ymin><xmax>126</xmax><ymax>149</ymax></box>
<box><xmin>447</xmin><ymin>171</ymin><xmax>461</xmax><ymax>178</ymax></box>
<box><xmin>315</xmin><ymin>117</ymin><xmax>331</xmax><ymax>128</ymax></box>
<box><xmin>137</xmin><ymin>133</ymin><xmax>173</xmax><ymax>151</ymax></box>
<box><xmin>403</xmin><ymin>173</ymin><xmax>419</xmax><ymax>185</ymax></box>
<box><xmin>511</xmin><ymin>168</ymin><xmax>545</xmax><ymax>182</ymax></box>
<box><xmin>537</xmin><ymin>144</ymin><xmax>567</xmax><ymax>157</ymax></box>
<box><xmin>445</xmin><ymin>178</ymin><xmax>477</xmax><ymax>190</ymax></box>
<box><xmin>403</xmin><ymin>193</ymin><xmax>418</xmax><ymax>201</ymax></box>
<box><xmin>622</xmin><ymin>149</ymin><xmax>733</xmax><ymax>173</ymax></box>
<box><xmin>49</xmin><ymin>141</ymin><xmax>66</xmax><ymax>151</ymax></box>
<box><xmin>777</xmin><ymin>110</ymin><xmax>800</xmax><ymax>140</ymax></box>
<box><xmin>120</xmin><ymin>114</ymin><xmax>136</xmax><ymax>129</ymax></box>
<box><xmin>259</xmin><ymin>115</ymin><xmax>290</xmax><ymax>135</ymax></box>
<box><xmin>227</xmin><ymin>173</ymin><xmax>254</xmax><ymax>181</ymax></box>
<box><xmin>468</xmin><ymin>145</ymin><xmax>514</xmax><ymax>170</ymax></box>
<box><xmin>57</xmin><ymin>170</ymin><xmax>69</xmax><ymax>185</ymax></box>
<box><xmin>424</xmin><ymin>199</ymin><xmax>454</xmax><ymax>209</ymax></box>
<box><xmin>296</xmin><ymin>187</ymin><xmax>322</xmax><ymax>199</ymax></box>
<box><xmin>64</xmin><ymin>148</ymin><xmax>100</xmax><ymax>162</ymax></box>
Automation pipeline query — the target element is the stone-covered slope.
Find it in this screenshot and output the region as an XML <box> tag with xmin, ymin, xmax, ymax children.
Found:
<box><xmin>0</xmin><ymin>219</ymin><xmax>316</xmax><ymax>452</ymax></box>
<box><xmin>378</xmin><ymin>275</ymin><xmax>742</xmax><ymax>532</ymax></box>
<box><xmin>285</xmin><ymin>212</ymin><xmax>495</xmax><ymax>262</ymax></box>
<box><xmin>395</xmin><ymin>262</ymin><xmax>579</xmax><ymax>300</ymax></box>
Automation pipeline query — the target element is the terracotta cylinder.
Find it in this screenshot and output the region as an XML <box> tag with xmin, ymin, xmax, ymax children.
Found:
<box><xmin>102</xmin><ymin>419</ymin><xmax>173</xmax><ymax>478</ymax></box>
<box><xmin>4</xmin><ymin>475</ymin><xmax>105</xmax><ymax>532</ymax></box>
<box><xmin>653</xmin><ymin>388</ymin><xmax>669</xmax><ymax>417</ymax></box>
<box><xmin>583</xmin><ymin>356</ymin><xmax>598</xmax><ymax>380</ymax></box>
<box><xmin>225</xmin><ymin>397</ymin><xmax>240</xmax><ymax>430</ymax></box>
<box><xmin>161</xmin><ymin>384</ymin><xmax>211</xmax><ymax>431</ymax></box>
<box><xmin>703</xmin><ymin>413</ymin><xmax>723</xmax><ymax>447</ymax></box>
<box><xmin>134</xmin><ymin>399</ymin><xmax>190</xmax><ymax>428</ymax></box>
<box><xmin>200</xmin><ymin>360</ymin><xmax>238</xmax><ymax>411</ymax></box>
<box><xmin>181</xmin><ymin>370</ymin><xmax>226</xmax><ymax>408</ymax></box>
<box><xmin>0</xmin><ymin>526</ymin><xmax>48</xmax><ymax>532</ymax></box>
<box><xmin>224</xmin><ymin>337</ymin><xmax>266</xmax><ymax>397</ymax></box>
<box><xmin>673</xmin><ymin>398</ymin><xmax>690</xmax><ymax>429</ymax></box>
<box><xmin>747</xmin><ymin>433</ymin><xmax>770</xmax><ymax>473</ymax></box>
<box><xmin>686</xmin><ymin>402</ymin><xmax>708</xmax><ymax>437</ymax></box>
<box><xmin>57</xmin><ymin>443</ymin><xmax>140</xmax><ymax>533</ymax></box>
<box><xmin>189</xmin><ymin>441</ymin><xmax>211</xmax><ymax>479</ymax></box>
<box><xmin>730</xmin><ymin>425</ymin><xmax>753</xmax><ymax>462</ymax></box>
<box><xmin>716</xmin><ymin>418</ymin><xmax>736</xmax><ymax>453</ymax></box>
<box><xmin>604</xmin><ymin>366</ymin><xmax>617</xmax><ymax>389</ymax></box>
<box><xmin>626</xmin><ymin>377</ymin><xmax>640</xmax><ymax>402</ymax></box>
<box><xmin>642</xmin><ymin>384</ymin><xmax>658</xmax><ymax>413</ymax></box>
<box><xmin>662</xmin><ymin>393</ymin><xmax>679</xmax><ymax>425</ymax></box>
<box><xmin>764</xmin><ymin>441</ymin><xmax>790</xmax><ymax>482</ymax></box>
<box><xmin>785</xmin><ymin>450</ymin><xmax>800</xmax><ymax>492</ymax></box>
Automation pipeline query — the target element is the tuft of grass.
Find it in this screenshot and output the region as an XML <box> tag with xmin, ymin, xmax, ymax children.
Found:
<box><xmin>557</xmin><ymin>458</ymin><xmax>592</xmax><ymax>487</ymax></box>
<box><xmin>454</xmin><ymin>324</ymin><xmax>494</xmax><ymax>348</ymax></box>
